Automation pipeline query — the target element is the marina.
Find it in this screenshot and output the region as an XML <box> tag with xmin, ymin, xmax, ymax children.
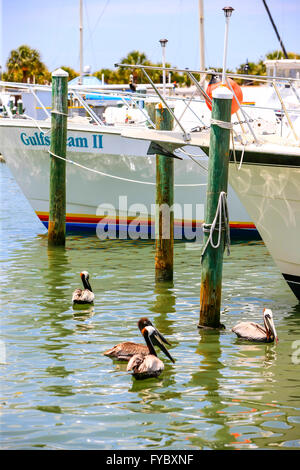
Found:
<box><xmin>1</xmin><ymin>0</ymin><xmax>300</xmax><ymax>453</ymax></box>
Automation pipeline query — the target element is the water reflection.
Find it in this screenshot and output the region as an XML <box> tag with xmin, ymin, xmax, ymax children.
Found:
<box><xmin>36</xmin><ymin>246</ymin><xmax>75</xmax><ymax>362</ymax></box>
<box><xmin>45</xmin><ymin>365</ymin><xmax>73</xmax><ymax>378</ymax></box>
<box><xmin>44</xmin><ymin>246</ymin><xmax>72</xmax><ymax>310</ymax></box>
<box><xmin>187</xmin><ymin>330</ymin><xmax>234</xmax><ymax>449</ymax></box>
<box><xmin>232</xmin><ymin>340</ymin><xmax>277</xmax><ymax>365</ymax></box>
<box><xmin>126</xmin><ymin>281</ymin><xmax>179</xmax><ymax>432</ymax></box>
<box><xmin>149</xmin><ymin>280</ymin><xmax>176</xmax><ymax>338</ymax></box>
<box><xmin>72</xmin><ymin>307</ymin><xmax>95</xmax><ymax>322</ymax></box>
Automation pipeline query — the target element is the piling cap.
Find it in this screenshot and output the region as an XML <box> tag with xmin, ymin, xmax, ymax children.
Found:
<box><xmin>212</xmin><ymin>85</ymin><xmax>233</xmax><ymax>100</ymax></box>
<box><xmin>52</xmin><ymin>68</ymin><xmax>69</xmax><ymax>77</ymax></box>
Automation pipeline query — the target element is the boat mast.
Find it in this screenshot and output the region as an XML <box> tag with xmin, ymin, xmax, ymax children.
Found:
<box><xmin>198</xmin><ymin>0</ymin><xmax>205</xmax><ymax>71</ymax></box>
<box><xmin>262</xmin><ymin>0</ymin><xmax>288</xmax><ymax>59</ymax></box>
<box><xmin>79</xmin><ymin>0</ymin><xmax>83</xmax><ymax>84</ymax></box>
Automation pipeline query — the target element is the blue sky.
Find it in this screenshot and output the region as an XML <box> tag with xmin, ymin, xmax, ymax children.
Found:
<box><xmin>1</xmin><ymin>0</ymin><xmax>299</xmax><ymax>75</ymax></box>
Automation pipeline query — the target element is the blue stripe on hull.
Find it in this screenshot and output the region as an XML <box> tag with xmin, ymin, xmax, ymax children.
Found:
<box><xmin>41</xmin><ymin>221</ymin><xmax>260</xmax><ymax>240</ymax></box>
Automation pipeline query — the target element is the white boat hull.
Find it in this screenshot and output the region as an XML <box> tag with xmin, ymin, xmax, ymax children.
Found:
<box><xmin>0</xmin><ymin>119</ymin><xmax>255</xmax><ymax>239</ymax></box>
<box><xmin>229</xmin><ymin>151</ymin><xmax>300</xmax><ymax>300</ymax></box>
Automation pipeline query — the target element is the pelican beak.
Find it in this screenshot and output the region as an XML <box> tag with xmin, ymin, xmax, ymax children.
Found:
<box><xmin>80</xmin><ymin>272</ymin><xmax>93</xmax><ymax>292</ymax></box>
<box><xmin>153</xmin><ymin>327</ymin><xmax>171</xmax><ymax>346</ymax></box>
<box><xmin>266</xmin><ymin>316</ymin><xmax>279</xmax><ymax>344</ymax></box>
<box><xmin>150</xmin><ymin>327</ymin><xmax>175</xmax><ymax>363</ymax></box>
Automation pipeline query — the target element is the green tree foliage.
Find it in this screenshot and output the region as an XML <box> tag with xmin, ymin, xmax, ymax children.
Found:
<box><xmin>235</xmin><ymin>50</ymin><xmax>300</xmax><ymax>85</ymax></box>
<box><xmin>235</xmin><ymin>60</ymin><xmax>266</xmax><ymax>85</ymax></box>
<box><xmin>266</xmin><ymin>50</ymin><xmax>300</xmax><ymax>60</ymax></box>
<box><xmin>94</xmin><ymin>68</ymin><xmax>126</xmax><ymax>84</ymax></box>
<box><xmin>118</xmin><ymin>50</ymin><xmax>151</xmax><ymax>84</ymax></box>
<box><xmin>4</xmin><ymin>45</ymin><xmax>50</xmax><ymax>83</ymax></box>
<box><xmin>3</xmin><ymin>46</ymin><xmax>299</xmax><ymax>87</ymax></box>
<box><xmin>93</xmin><ymin>51</ymin><xmax>193</xmax><ymax>87</ymax></box>
<box><xmin>60</xmin><ymin>66</ymin><xmax>79</xmax><ymax>81</ymax></box>
<box><xmin>236</xmin><ymin>60</ymin><xmax>266</xmax><ymax>76</ymax></box>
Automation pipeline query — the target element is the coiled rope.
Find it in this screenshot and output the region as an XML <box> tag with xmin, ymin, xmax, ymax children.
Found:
<box><xmin>200</xmin><ymin>191</ymin><xmax>231</xmax><ymax>263</ymax></box>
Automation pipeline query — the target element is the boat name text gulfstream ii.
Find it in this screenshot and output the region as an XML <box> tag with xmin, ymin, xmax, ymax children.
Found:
<box><xmin>20</xmin><ymin>131</ymin><xmax>103</xmax><ymax>149</ymax></box>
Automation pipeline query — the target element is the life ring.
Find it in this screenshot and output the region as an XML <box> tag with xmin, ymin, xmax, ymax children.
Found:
<box><xmin>205</xmin><ymin>75</ymin><xmax>243</xmax><ymax>115</ymax></box>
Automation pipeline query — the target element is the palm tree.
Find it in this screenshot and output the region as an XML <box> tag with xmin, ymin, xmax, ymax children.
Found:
<box><xmin>120</xmin><ymin>50</ymin><xmax>148</xmax><ymax>66</ymax></box>
<box><xmin>5</xmin><ymin>45</ymin><xmax>50</xmax><ymax>83</ymax></box>
<box><xmin>93</xmin><ymin>50</ymin><xmax>195</xmax><ymax>87</ymax></box>
<box><xmin>117</xmin><ymin>50</ymin><xmax>151</xmax><ymax>84</ymax></box>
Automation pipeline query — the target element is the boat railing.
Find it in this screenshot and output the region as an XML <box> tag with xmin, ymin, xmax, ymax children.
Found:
<box><xmin>0</xmin><ymin>80</ymin><xmax>159</xmax><ymax>128</ymax></box>
<box><xmin>116</xmin><ymin>63</ymin><xmax>300</xmax><ymax>145</ymax></box>
<box><xmin>1</xmin><ymin>68</ymin><xmax>300</xmax><ymax>145</ymax></box>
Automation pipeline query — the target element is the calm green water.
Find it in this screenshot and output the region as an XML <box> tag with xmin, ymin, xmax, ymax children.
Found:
<box><xmin>1</xmin><ymin>163</ymin><xmax>300</xmax><ymax>450</ymax></box>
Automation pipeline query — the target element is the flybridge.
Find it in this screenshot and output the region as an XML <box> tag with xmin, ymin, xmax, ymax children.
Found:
<box><xmin>20</xmin><ymin>131</ymin><xmax>104</xmax><ymax>149</ymax></box>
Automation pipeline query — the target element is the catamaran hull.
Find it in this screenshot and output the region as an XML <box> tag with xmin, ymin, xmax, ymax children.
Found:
<box><xmin>0</xmin><ymin>120</ymin><xmax>255</xmax><ymax>239</ymax></box>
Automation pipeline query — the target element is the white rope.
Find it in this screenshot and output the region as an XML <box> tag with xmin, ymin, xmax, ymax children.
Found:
<box><xmin>23</xmin><ymin>114</ymin><xmax>51</xmax><ymax>135</ymax></box>
<box><xmin>51</xmin><ymin>109</ymin><xmax>69</xmax><ymax>117</ymax></box>
<box><xmin>48</xmin><ymin>150</ymin><xmax>207</xmax><ymax>187</ymax></box>
<box><xmin>200</xmin><ymin>191</ymin><xmax>231</xmax><ymax>262</ymax></box>
<box><xmin>211</xmin><ymin>118</ymin><xmax>233</xmax><ymax>129</ymax></box>
<box><xmin>238</xmin><ymin>144</ymin><xmax>246</xmax><ymax>170</ymax></box>
<box><xmin>231</xmin><ymin>131</ymin><xmax>246</xmax><ymax>171</ymax></box>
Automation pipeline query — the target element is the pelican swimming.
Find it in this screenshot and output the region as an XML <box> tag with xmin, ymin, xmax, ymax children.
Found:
<box><xmin>103</xmin><ymin>317</ymin><xmax>171</xmax><ymax>361</ymax></box>
<box><xmin>127</xmin><ymin>321</ymin><xmax>175</xmax><ymax>379</ymax></box>
<box><xmin>72</xmin><ymin>271</ymin><xmax>94</xmax><ymax>305</ymax></box>
<box><xmin>232</xmin><ymin>308</ymin><xmax>278</xmax><ymax>343</ymax></box>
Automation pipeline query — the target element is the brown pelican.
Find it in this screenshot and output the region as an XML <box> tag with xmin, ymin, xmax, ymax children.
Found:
<box><xmin>232</xmin><ymin>308</ymin><xmax>278</xmax><ymax>343</ymax></box>
<box><xmin>127</xmin><ymin>321</ymin><xmax>175</xmax><ymax>379</ymax></box>
<box><xmin>72</xmin><ymin>271</ymin><xmax>94</xmax><ymax>305</ymax></box>
<box><xmin>103</xmin><ymin>317</ymin><xmax>171</xmax><ymax>361</ymax></box>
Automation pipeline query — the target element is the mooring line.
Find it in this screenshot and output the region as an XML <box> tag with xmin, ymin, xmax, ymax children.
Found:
<box><xmin>48</xmin><ymin>150</ymin><xmax>207</xmax><ymax>187</ymax></box>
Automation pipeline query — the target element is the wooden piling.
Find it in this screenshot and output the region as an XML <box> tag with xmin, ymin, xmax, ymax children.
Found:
<box><xmin>199</xmin><ymin>86</ymin><xmax>233</xmax><ymax>328</ymax></box>
<box><xmin>48</xmin><ymin>68</ymin><xmax>69</xmax><ymax>246</ymax></box>
<box><xmin>155</xmin><ymin>103</ymin><xmax>174</xmax><ymax>282</ymax></box>
<box><xmin>145</xmin><ymin>101</ymin><xmax>156</xmax><ymax>127</ymax></box>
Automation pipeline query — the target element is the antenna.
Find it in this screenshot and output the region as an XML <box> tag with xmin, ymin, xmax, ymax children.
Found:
<box><xmin>262</xmin><ymin>0</ymin><xmax>288</xmax><ymax>59</ymax></box>
<box><xmin>79</xmin><ymin>0</ymin><xmax>83</xmax><ymax>85</ymax></box>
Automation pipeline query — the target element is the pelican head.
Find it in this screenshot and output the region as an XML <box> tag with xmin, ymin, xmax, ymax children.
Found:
<box><xmin>138</xmin><ymin>317</ymin><xmax>154</xmax><ymax>331</ymax></box>
<box><xmin>80</xmin><ymin>271</ymin><xmax>92</xmax><ymax>292</ymax></box>
<box><xmin>263</xmin><ymin>308</ymin><xmax>278</xmax><ymax>343</ymax></box>
<box><xmin>140</xmin><ymin>320</ymin><xmax>175</xmax><ymax>363</ymax></box>
<box><xmin>138</xmin><ymin>317</ymin><xmax>171</xmax><ymax>346</ymax></box>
